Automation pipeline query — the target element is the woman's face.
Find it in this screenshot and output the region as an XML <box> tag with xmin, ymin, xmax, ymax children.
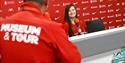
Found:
<box><xmin>68</xmin><ymin>6</ymin><xmax>76</xmax><ymax>18</ymax></box>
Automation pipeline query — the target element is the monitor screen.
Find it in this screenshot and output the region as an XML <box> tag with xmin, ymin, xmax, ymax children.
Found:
<box><xmin>86</xmin><ymin>19</ymin><xmax>105</xmax><ymax>33</ymax></box>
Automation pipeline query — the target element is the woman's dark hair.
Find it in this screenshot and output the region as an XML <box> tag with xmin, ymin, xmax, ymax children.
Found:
<box><xmin>64</xmin><ymin>4</ymin><xmax>78</xmax><ymax>37</ymax></box>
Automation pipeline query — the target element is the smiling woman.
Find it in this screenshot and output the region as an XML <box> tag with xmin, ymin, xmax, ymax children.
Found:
<box><xmin>63</xmin><ymin>4</ymin><xmax>86</xmax><ymax>37</ymax></box>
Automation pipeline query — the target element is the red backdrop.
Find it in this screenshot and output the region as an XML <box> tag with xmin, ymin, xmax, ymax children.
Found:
<box><xmin>0</xmin><ymin>0</ymin><xmax>23</xmax><ymax>18</ymax></box>
<box><xmin>48</xmin><ymin>0</ymin><xmax>125</xmax><ymax>29</ymax></box>
<box><xmin>0</xmin><ymin>0</ymin><xmax>125</xmax><ymax>29</ymax></box>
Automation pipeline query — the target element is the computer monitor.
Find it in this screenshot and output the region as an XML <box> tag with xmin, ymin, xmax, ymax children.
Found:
<box><xmin>86</xmin><ymin>19</ymin><xmax>105</xmax><ymax>33</ymax></box>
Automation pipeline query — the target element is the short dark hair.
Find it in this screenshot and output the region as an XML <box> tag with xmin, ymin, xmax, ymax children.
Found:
<box><xmin>24</xmin><ymin>0</ymin><xmax>47</xmax><ymax>4</ymax></box>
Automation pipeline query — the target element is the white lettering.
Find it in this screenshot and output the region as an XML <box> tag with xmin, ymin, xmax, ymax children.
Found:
<box><xmin>23</xmin><ymin>34</ymin><xmax>31</xmax><ymax>43</ymax></box>
<box><xmin>11</xmin><ymin>32</ymin><xmax>17</xmax><ymax>41</ymax></box>
<box><xmin>1</xmin><ymin>24</ymin><xmax>41</xmax><ymax>35</ymax></box>
<box><xmin>11</xmin><ymin>32</ymin><xmax>39</xmax><ymax>45</ymax></box>
<box><xmin>18</xmin><ymin>25</ymin><xmax>28</xmax><ymax>33</ymax></box>
<box><xmin>1</xmin><ymin>24</ymin><xmax>41</xmax><ymax>45</ymax></box>
<box><xmin>4</xmin><ymin>32</ymin><xmax>10</xmax><ymax>40</ymax></box>
<box><xmin>16</xmin><ymin>33</ymin><xmax>24</xmax><ymax>42</ymax></box>
<box><xmin>30</xmin><ymin>35</ymin><xmax>39</xmax><ymax>45</ymax></box>
<box><xmin>10</xmin><ymin>24</ymin><xmax>19</xmax><ymax>32</ymax></box>
<box><xmin>26</xmin><ymin>26</ymin><xmax>41</xmax><ymax>36</ymax></box>
<box><xmin>1</xmin><ymin>24</ymin><xmax>10</xmax><ymax>32</ymax></box>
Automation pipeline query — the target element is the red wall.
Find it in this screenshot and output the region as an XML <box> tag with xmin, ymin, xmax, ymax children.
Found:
<box><xmin>0</xmin><ymin>0</ymin><xmax>125</xmax><ymax>29</ymax></box>
<box><xmin>48</xmin><ymin>0</ymin><xmax>74</xmax><ymax>23</ymax></box>
<box><xmin>0</xmin><ymin>0</ymin><xmax>23</xmax><ymax>18</ymax></box>
<box><xmin>48</xmin><ymin>0</ymin><xmax>125</xmax><ymax>29</ymax></box>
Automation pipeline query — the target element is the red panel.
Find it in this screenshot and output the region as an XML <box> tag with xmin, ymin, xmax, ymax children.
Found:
<box><xmin>48</xmin><ymin>0</ymin><xmax>125</xmax><ymax>29</ymax></box>
<box><xmin>0</xmin><ymin>0</ymin><xmax>23</xmax><ymax>18</ymax></box>
<box><xmin>47</xmin><ymin>0</ymin><xmax>74</xmax><ymax>23</ymax></box>
<box><xmin>0</xmin><ymin>0</ymin><xmax>125</xmax><ymax>29</ymax></box>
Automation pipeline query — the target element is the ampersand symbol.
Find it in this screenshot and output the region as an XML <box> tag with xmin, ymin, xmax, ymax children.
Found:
<box><xmin>4</xmin><ymin>32</ymin><xmax>10</xmax><ymax>40</ymax></box>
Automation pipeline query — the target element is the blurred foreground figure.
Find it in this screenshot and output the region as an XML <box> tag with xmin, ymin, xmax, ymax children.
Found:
<box><xmin>0</xmin><ymin>0</ymin><xmax>81</xmax><ymax>63</ymax></box>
